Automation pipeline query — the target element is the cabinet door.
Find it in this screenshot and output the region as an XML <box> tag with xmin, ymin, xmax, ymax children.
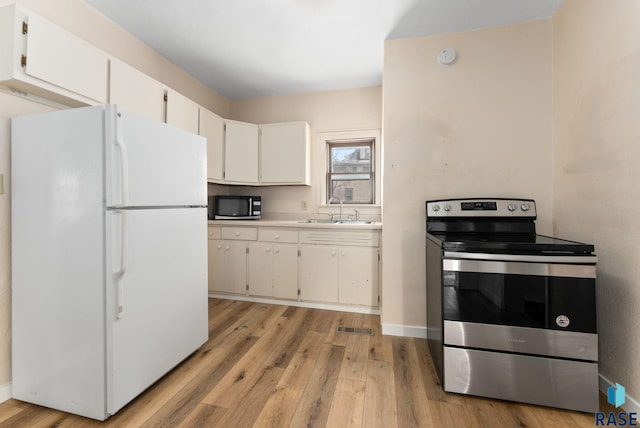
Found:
<box><xmin>109</xmin><ymin>60</ymin><xmax>163</xmax><ymax>122</ymax></box>
<box><xmin>209</xmin><ymin>240</ymin><xmax>227</xmax><ymax>293</ymax></box>
<box><xmin>260</xmin><ymin>122</ymin><xmax>310</xmax><ymax>185</ymax></box>
<box><xmin>300</xmin><ymin>245</ymin><xmax>338</xmax><ymax>303</ymax></box>
<box><xmin>272</xmin><ymin>244</ymin><xmax>299</xmax><ymax>299</ymax></box>
<box><xmin>338</xmin><ymin>247</ymin><xmax>378</xmax><ymax>306</ymax></box>
<box><xmin>199</xmin><ymin>108</ymin><xmax>224</xmax><ymax>182</ymax></box>
<box><xmin>224</xmin><ymin>120</ymin><xmax>259</xmax><ymax>184</ymax></box>
<box><xmin>211</xmin><ymin>240</ymin><xmax>247</xmax><ymax>294</ymax></box>
<box><xmin>25</xmin><ymin>13</ymin><xmax>108</xmax><ymax>103</ymax></box>
<box><xmin>165</xmin><ymin>87</ymin><xmax>199</xmax><ymax>134</ymax></box>
<box><xmin>248</xmin><ymin>242</ymin><xmax>273</xmax><ymax>297</ymax></box>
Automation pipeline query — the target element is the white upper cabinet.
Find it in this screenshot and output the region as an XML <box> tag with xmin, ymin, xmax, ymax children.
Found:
<box><xmin>224</xmin><ymin>120</ymin><xmax>259</xmax><ymax>184</ymax></box>
<box><xmin>260</xmin><ymin>122</ymin><xmax>310</xmax><ymax>185</ymax></box>
<box><xmin>165</xmin><ymin>87</ymin><xmax>199</xmax><ymax>134</ymax></box>
<box><xmin>199</xmin><ymin>108</ymin><xmax>224</xmax><ymax>182</ymax></box>
<box><xmin>109</xmin><ymin>60</ymin><xmax>163</xmax><ymax>122</ymax></box>
<box><xmin>0</xmin><ymin>4</ymin><xmax>108</xmax><ymax>106</ymax></box>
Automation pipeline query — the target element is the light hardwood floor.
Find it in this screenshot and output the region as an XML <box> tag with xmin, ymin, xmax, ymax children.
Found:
<box><xmin>0</xmin><ymin>298</ymin><xmax>610</xmax><ymax>427</ymax></box>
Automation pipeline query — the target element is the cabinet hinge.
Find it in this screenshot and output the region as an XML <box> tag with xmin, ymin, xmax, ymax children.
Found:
<box><xmin>21</xmin><ymin>21</ymin><xmax>28</xmax><ymax>35</ymax></box>
<box><xmin>298</xmin><ymin>249</ymin><xmax>301</xmax><ymax>257</ymax></box>
<box><xmin>246</xmin><ymin>284</ymin><xmax>249</xmax><ymax>291</ymax></box>
<box><xmin>246</xmin><ymin>247</ymin><xmax>249</xmax><ymax>254</ymax></box>
<box><xmin>297</xmin><ymin>289</ymin><xmax>301</xmax><ymax>297</ymax></box>
<box><xmin>378</xmin><ymin>295</ymin><xmax>381</xmax><ymax>304</ymax></box>
<box><xmin>20</xmin><ymin>55</ymin><xmax>27</xmax><ymax>68</ymax></box>
<box><xmin>163</xmin><ymin>93</ymin><xmax>168</xmax><ymax>102</ymax></box>
<box><xmin>224</xmin><ymin>124</ymin><xmax>226</xmax><ymax>131</ymax></box>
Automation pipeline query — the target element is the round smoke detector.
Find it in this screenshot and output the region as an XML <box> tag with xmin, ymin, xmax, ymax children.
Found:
<box><xmin>438</xmin><ymin>48</ymin><xmax>457</xmax><ymax>65</ymax></box>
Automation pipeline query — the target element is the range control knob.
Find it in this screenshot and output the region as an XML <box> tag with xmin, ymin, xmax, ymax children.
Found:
<box><xmin>432</xmin><ymin>205</ymin><xmax>440</xmax><ymax>212</ymax></box>
<box><xmin>507</xmin><ymin>203</ymin><xmax>517</xmax><ymax>212</ymax></box>
<box><xmin>443</xmin><ymin>204</ymin><xmax>451</xmax><ymax>212</ymax></box>
<box><xmin>521</xmin><ymin>203</ymin><xmax>530</xmax><ymax>212</ymax></box>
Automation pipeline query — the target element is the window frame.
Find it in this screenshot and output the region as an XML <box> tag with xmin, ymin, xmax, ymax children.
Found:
<box><xmin>326</xmin><ymin>139</ymin><xmax>375</xmax><ymax>205</ymax></box>
<box><xmin>317</xmin><ymin>129</ymin><xmax>381</xmax><ymax>212</ymax></box>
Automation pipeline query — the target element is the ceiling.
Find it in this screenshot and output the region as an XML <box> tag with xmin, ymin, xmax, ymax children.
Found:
<box><xmin>83</xmin><ymin>0</ymin><xmax>564</xmax><ymax>100</ymax></box>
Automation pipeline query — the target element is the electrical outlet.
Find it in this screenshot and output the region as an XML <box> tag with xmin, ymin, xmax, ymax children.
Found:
<box><xmin>301</xmin><ymin>200</ymin><xmax>308</xmax><ymax>210</ymax></box>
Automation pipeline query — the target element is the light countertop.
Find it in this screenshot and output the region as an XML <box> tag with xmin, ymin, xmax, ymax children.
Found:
<box><xmin>208</xmin><ymin>219</ymin><xmax>382</xmax><ymax>230</ymax></box>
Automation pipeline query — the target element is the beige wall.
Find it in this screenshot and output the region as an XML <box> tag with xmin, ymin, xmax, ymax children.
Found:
<box><xmin>227</xmin><ymin>87</ymin><xmax>382</xmax><ymax>219</ymax></box>
<box><xmin>0</xmin><ymin>0</ymin><xmax>229</xmax><ymax>116</ymax></box>
<box><xmin>382</xmin><ymin>20</ymin><xmax>553</xmax><ymax>332</ymax></box>
<box><xmin>553</xmin><ymin>0</ymin><xmax>640</xmax><ymax>401</ymax></box>
<box><xmin>0</xmin><ymin>0</ymin><xmax>229</xmax><ymax>392</ymax></box>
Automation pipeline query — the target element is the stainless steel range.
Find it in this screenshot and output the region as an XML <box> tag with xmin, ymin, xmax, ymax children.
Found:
<box><xmin>426</xmin><ymin>198</ymin><xmax>598</xmax><ymax>413</ymax></box>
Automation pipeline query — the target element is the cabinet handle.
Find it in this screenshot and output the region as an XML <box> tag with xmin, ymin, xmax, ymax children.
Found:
<box><xmin>274</xmin><ymin>248</ymin><xmax>280</xmax><ymax>254</ymax></box>
<box><xmin>225</xmin><ymin>245</ymin><xmax>230</xmax><ymax>251</ymax></box>
<box><xmin>217</xmin><ymin>244</ymin><xmax>222</xmax><ymax>250</ymax></box>
<box><xmin>235</xmin><ymin>231</ymin><xmax>240</xmax><ymax>237</ymax></box>
<box><xmin>331</xmin><ymin>250</ymin><xmax>336</xmax><ymax>256</ymax></box>
<box><xmin>274</xmin><ymin>234</ymin><xmax>279</xmax><ymax>240</ymax></box>
<box><xmin>341</xmin><ymin>251</ymin><xmax>345</xmax><ymax>257</ymax></box>
<box><xmin>266</xmin><ymin>247</ymin><xmax>271</xmax><ymax>252</ymax></box>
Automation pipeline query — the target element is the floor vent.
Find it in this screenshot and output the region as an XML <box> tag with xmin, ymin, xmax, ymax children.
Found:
<box><xmin>336</xmin><ymin>326</ymin><xmax>374</xmax><ymax>335</ymax></box>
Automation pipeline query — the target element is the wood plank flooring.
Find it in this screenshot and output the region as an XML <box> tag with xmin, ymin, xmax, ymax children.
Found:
<box><xmin>0</xmin><ymin>298</ymin><xmax>611</xmax><ymax>427</ymax></box>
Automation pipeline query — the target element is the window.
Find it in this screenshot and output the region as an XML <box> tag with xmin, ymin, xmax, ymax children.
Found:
<box><xmin>327</xmin><ymin>138</ymin><xmax>374</xmax><ymax>204</ymax></box>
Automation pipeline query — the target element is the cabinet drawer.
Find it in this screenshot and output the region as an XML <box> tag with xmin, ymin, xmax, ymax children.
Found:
<box><xmin>258</xmin><ymin>228</ymin><xmax>298</xmax><ymax>244</ymax></box>
<box><xmin>221</xmin><ymin>227</ymin><xmax>258</xmax><ymax>241</ymax></box>
<box><xmin>207</xmin><ymin>226</ymin><xmax>221</xmax><ymax>240</ymax></box>
<box><xmin>300</xmin><ymin>230</ymin><xmax>379</xmax><ymax>247</ymax></box>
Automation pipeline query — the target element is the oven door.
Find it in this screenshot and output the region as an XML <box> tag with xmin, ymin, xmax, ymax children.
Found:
<box><xmin>442</xmin><ymin>253</ymin><xmax>598</xmax><ymax>361</ymax></box>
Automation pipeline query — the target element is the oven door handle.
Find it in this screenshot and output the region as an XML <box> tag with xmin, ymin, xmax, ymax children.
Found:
<box><xmin>443</xmin><ymin>258</ymin><xmax>596</xmax><ymax>279</ymax></box>
<box><xmin>444</xmin><ymin>251</ymin><xmax>597</xmax><ymax>265</ymax></box>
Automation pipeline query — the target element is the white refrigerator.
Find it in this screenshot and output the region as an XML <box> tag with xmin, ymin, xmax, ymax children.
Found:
<box><xmin>11</xmin><ymin>105</ymin><xmax>209</xmax><ymax>420</ymax></box>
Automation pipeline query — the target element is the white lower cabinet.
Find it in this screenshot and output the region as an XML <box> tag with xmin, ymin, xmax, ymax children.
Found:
<box><xmin>209</xmin><ymin>240</ymin><xmax>247</xmax><ymax>294</ymax></box>
<box><xmin>209</xmin><ymin>225</ymin><xmax>380</xmax><ymax>309</ymax></box>
<box><xmin>208</xmin><ymin>226</ymin><xmax>257</xmax><ymax>294</ymax></box>
<box><xmin>299</xmin><ymin>230</ymin><xmax>380</xmax><ymax>307</ymax></box>
<box><xmin>300</xmin><ymin>245</ymin><xmax>378</xmax><ymax>306</ymax></box>
<box><xmin>299</xmin><ymin>245</ymin><xmax>338</xmax><ymax>303</ymax></box>
<box><xmin>248</xmin><ymin>228</ymin><xmax>299</xmax><ymax>299</ymax></box>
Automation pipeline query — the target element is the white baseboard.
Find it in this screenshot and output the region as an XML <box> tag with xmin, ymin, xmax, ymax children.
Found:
<box><xmin>599</xmin><ymin>374</ymin><xmax>640</xmax><ymax>414</ymax></box>
<box><xmin>0</xmin><ymin>382</ymin><xmax>11</xmax><ymax>403</ymax></box>
<box><xmin>381</xmin><ymin>323</ymin><xmax>427</xmax><ymax>338</ymax></box>
<box><xmin>208</xmin><ymin>293</ymin><xmax>381</xmax><ymax>315</ymax></box>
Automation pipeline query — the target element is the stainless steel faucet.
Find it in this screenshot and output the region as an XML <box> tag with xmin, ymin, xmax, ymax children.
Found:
<box><xmin>328</xmin><ymin>196</ymin><xmax>342</xmax><ymax>220</ymax></box>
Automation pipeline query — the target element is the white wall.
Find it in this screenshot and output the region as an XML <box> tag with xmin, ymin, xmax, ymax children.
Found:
<box><xmin>382</xmin><ymin>20</ymin><xmax>553</xmax><ymax>332</ymax></box>
<box><xmin>552</xmin><ymin>0</ymin><xmax>640</xmax><ymax>403</ymax></box>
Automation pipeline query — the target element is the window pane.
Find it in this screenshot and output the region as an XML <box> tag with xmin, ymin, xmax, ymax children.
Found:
<box><xmin>330</xmin><ymin>146</ymin><xmax>371</xmax><ymax>173</ymax></box>
<box><xmin>330</xmin><ymin>176</ymin><xmax>373</xmax><ymax>204</ymax></box>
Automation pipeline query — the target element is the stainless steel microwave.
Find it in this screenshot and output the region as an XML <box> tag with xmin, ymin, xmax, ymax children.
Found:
<box><xmin>209</xmin><ymin>195</ymin><xmax>261</xmax><ymax>220</ymax></box>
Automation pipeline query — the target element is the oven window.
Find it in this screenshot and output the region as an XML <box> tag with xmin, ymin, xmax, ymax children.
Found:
<box><xmin>442</xmin><ymin>271</ymin><xmax>596</xmax><ymax>333</ymax></box>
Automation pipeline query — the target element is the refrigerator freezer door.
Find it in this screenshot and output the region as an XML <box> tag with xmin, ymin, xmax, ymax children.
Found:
<box><xmin>105</xmin><ymin>207</ymin><xmax>208</xmax><ymax>415</ymax></box>
<box><xmin>105</xmin><ymin>105</ymin><xmax>207</xmax><ymax>208</ymax></box>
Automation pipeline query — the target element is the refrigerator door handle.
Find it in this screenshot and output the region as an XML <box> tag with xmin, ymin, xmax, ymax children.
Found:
<box><xmin>113</xmin><ymin>210</ymin><xmax>128</xmax><ymax>319</ymax></box>
<box><xmin>114</xmin><ymin>111</ymin><xmax>130</xmax><ymax>207</ymax></box>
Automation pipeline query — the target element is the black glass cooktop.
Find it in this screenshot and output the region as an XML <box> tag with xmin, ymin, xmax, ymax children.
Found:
<box><xmin>432</xmin><ymin>233</ymin><xmax>595</xmax><ymax>255</ymax></box>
